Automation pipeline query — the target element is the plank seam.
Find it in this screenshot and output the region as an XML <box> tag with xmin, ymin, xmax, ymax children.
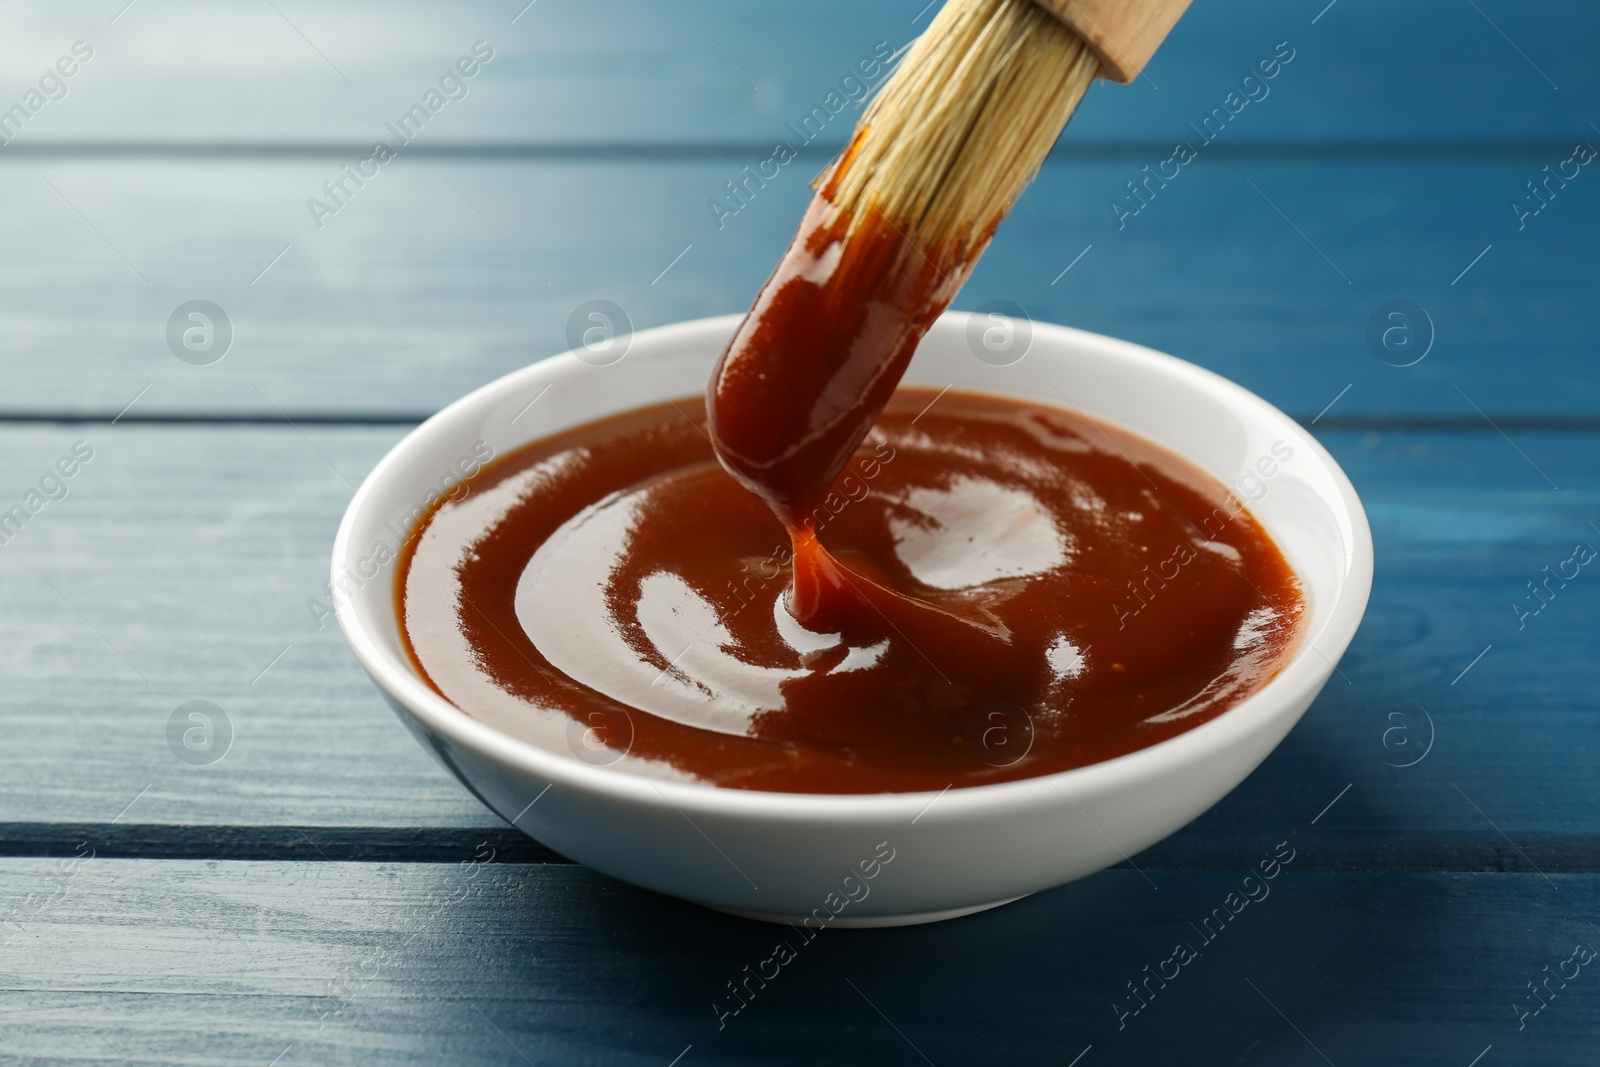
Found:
<box><xmin>7</xmin><ymin>826</ymin><xmax>1600</xmax><ymax>873</ymax></box>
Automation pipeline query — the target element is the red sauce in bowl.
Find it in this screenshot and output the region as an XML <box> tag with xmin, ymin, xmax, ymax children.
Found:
<box><xmin>398</xmin><ymin>388</ymin><xmax>1302</xmax><ymax>793</ymax></box>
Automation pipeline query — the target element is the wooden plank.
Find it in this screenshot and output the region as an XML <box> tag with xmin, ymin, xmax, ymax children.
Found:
<box><xmin>1</xmin><ymin>1</ymin><xmax>1592</xmax><ymax>146</ymax></box>
<box><xmin>0</xmin><ymin>423</ymin><xmax>492</xmax><ymax>829</ymax></box>
<box><xmin>0</xmin><ymin>0</ymin><xmax>925</xmax><ymax>146</ymax></box>
<box><xmin>2</xmin><ymin>820</ymin><xmax>1598</xmax><ymax>876</ymax></box>
<box><xmin>0</xmin><ymin>154</ymin><xmax>1593</xmax><ymax>421</ymax></box>
<box><xmin>0</xmin><ymin>858</ymin><xmax>1594</xmax><ymax>1064</ymax></box>
<box><xmin>0</xmin><ymin>423</ymin><xmax>1596</xmax><ymax>844</ymax></box>
<box><xmin>1188</xmin><ymin>426</ymin><xmax>1600</xmax><ymax>844</ymax></box>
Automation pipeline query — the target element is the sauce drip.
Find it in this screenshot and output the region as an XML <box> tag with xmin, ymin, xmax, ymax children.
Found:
<box><xmin>399</xmin><ymin>390</ymin><xmax>1303</xmax><ymax>794</ymax></box>
<box><xmin>708</xmin><ymin>192</ymin><xmax>991</xmax><ymax>630</ymax></box>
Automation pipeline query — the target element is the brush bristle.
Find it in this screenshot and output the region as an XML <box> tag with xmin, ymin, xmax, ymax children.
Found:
<box><xmin>823</xmin><ymin>0</ymin><xmax>1099</xmax><ymax>253</ymax></box>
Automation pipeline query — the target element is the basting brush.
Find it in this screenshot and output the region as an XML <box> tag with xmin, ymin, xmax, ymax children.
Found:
<box><xmin>707</xmin><ymin>0</ymin><xmax>1192</xmax><ymax>624</ymax></box>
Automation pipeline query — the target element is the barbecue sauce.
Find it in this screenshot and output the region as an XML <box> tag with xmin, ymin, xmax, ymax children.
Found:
<box><xmin>399</xmin><ymin>390</ymin><xmax>1303</xmax><ymax>793</ymax></box>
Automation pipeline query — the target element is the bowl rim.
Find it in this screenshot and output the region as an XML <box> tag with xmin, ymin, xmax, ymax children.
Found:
<box><xmin>333</xmin><ymin>312</ymin><xmax>1373</xmax><ymax>822</ymax></box>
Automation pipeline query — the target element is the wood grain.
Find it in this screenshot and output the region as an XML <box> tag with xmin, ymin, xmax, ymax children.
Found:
<box><xmin>1035</xmin><ymin>0</ymin><xmax>1193</xmax><ymax>83</ymax></box>
<box><xmin>2</xmin><ymin>859</ymin><xmax>1594</xmax><ymax>1065</ymax></box>
<box><xmin>0</xmin><ymin>155</ymin><xmax>1593</xmax><ymax>421</ymax></box>
<box><xmin>0</xmin><ymin>1</ymin><xmax>1591</xmax><ymax>146</ymax></box>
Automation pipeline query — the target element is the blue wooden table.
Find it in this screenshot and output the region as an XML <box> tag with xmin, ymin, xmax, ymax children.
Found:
<box><xmin>3</xmin><ymin>1</ymin><xmax>1597</xmax><ymax>1063</ymax></box>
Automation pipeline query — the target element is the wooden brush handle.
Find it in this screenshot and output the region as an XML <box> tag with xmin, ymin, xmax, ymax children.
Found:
<box><xmin>1031</xmin><ymin>0</ymin><xmax>1192</xmax><ymax>82</ymax></box>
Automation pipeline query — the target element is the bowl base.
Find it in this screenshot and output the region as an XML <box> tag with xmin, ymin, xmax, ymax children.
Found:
<box><xmin>716</xmin><ymin>894</ymin><xmax>1029</xmax><ymax>928</ymax></box>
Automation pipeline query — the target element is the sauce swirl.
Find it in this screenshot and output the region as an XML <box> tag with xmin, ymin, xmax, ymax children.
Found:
<box><xmin>399</xmin><ymin>389</ymin><xmax>1302</xmax><ymax>793</ymax></box>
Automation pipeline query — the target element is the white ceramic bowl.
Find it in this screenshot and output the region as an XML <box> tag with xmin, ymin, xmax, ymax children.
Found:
<box><xmin>333</xmin><ymin>312</ymin><xmax>1372</xmax><ymax>926</ymax></box>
